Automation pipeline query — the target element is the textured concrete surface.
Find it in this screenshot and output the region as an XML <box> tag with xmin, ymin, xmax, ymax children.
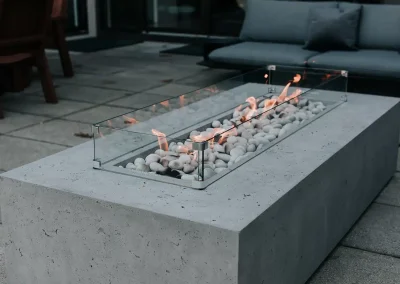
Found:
<box><xmin>308</xmin><ymin>246</ymin><xmax>400</xmax><ymax>284</ymax></box>
<box><xmin>376</xmin><ymin>173</ymin><xmax>400</xmax><ymax>207</ymax></box>
<box><xmin>1</xmin><ymin>87</ymin><xmax>399</xmax><ymax>284</ymax></box>
<box><xmin>343</xmin><ymin>203</ymin><xmax>400</xmax><ymax>258</ymax></box>
<box><xmin>0</xmin><ymin>41</ymin><xmax>400</xmax><ymax>284</ymax></box>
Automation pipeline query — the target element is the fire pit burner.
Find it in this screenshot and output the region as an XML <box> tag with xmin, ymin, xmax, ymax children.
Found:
<box><xmin>92</xmin><ymin>66</ymin><xmax>348</xmax><ymax>189</ymax></box>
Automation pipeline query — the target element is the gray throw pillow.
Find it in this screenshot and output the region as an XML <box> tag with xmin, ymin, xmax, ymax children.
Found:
<box><xmin>304</xmin><ymin>6</ymin><xmax>361</xmax><ymax>51</ymax></box>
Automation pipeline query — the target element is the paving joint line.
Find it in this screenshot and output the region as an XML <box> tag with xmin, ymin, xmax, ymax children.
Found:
<box><xmin>3</xmin><ymin>134</ymin><xmax>72</xmax><ymax>148</ymax></box>
<box><xmin>341</xmin><ymin>244</ymin><xmax>400</xmax><ymax>260</ymax></box>
<box><xmin>373</xmin><ymin>201</ymin><xmax>400</xmax><ymax>209</ymax></box>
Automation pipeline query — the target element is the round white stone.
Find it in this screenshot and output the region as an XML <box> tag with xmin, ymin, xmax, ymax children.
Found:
<box><xmin>169</xmin><ymin>160</ymin><xmax>184</xmax><ymax>170</ymax></box>
<box><xmin>126</xmin><ymin>162</ymin><xmax>136</xmax><ymax>169</ymax></box>
<box><xmin>145</xmin><ymin>154</ymin><xmax>160</xmax><ymax>165</ymax></box>
<box><xmin>136</xmin><ymin>163</ymin><xmax>150</xmax><ymax>172</ymax></box>
<box><xmin>247</xmin><ymin>144</ymin><xmax>256</xmax><ymax>152</ymax></box>
<box><xmin>149</xmin><ymin>162</ymin><xmax>167</xmax><ymax>173</ymax></box>
<box><xmin>216</xmin><ymin>153</ymin><xmax>231</xmax><ymax>162</ymax></box>
<box><xmin>215</xmin><ymin>159</ymin><xmax>228</xmax><ymax>168</ymax></box>
<box><xmin>134</xmin><ymin>158</ymin><xmax>146</xmax><ymax>166</ymax></box>
<box><xmin>212</xmin><ymin>120</ymin><xmax>221</xmax><ymax>128</ymax></box>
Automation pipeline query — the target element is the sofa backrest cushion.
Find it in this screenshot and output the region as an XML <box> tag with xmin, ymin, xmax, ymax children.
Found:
<box><xmin>357</xmin><ymin>4</ymin><xmax>400</xmax><ymax>50</ymax></box>
<box><xmin>240</xmin><ymin>0</ymin><xmax>338</xmax><ymax>44</ymax></box>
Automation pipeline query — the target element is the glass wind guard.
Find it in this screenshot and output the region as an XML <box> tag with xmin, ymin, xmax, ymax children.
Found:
<box><xmin>92</xmin><ymin>65</ymin><xmax>348</xmax><ymax>189</ymax></box>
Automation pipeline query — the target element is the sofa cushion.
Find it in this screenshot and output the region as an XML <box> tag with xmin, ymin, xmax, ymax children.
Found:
<box><xmin>240</xmin><ymin>1</ymin><xmax>338</xmax><ymax>45</ymax></box>
<box><xmin>307</xmin><ymin>50</ymin><xmax>400</xmax><ymax>78</ymax></box>
<box><xmin>356</xmin><ymin>4</ymin><xmax>400</xmax><ymax>50</ymax></box>
<box><xmin>304</xmin><ymin>6</ymin><xmax>361</xmax><ymax>51</ymax></box>
<box><xmin>209</xmin><ymin>42</ymin><xmax>319</xmax><ymax>67</ymax></box>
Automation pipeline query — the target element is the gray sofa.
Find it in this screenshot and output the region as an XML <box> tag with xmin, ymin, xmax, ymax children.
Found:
<box><xmin>207</xmin><ymin>1</ymin><xmax>400</xmax><ymax>79</ymax></box>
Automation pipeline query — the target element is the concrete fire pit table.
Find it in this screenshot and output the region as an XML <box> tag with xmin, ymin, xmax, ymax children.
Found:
<box><xmin>1</xmin><ymin>67</ymin><xmax>399</xmax><ymax>284</ymax></box>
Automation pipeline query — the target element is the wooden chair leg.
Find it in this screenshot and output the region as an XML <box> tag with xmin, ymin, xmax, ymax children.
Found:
<box><xmin>53</xmin><ymin>20</ymin><xmax>74</xmax><ymax>78</ymax></box>
<box><xmin>36</xmin><ymin>49</ymin><xmax>58</xmax><ymax>104</ymax></box>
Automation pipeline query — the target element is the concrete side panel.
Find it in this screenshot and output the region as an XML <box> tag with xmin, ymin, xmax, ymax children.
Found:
<box><xmin>0</xmin><ymin>178</ymin><xmax>239</xmax><ymax>284</ymax></box>
<box><xmin>238</xmin><ymin>104</ymin><xmax>400</xmax><ymax>284</ymax></box>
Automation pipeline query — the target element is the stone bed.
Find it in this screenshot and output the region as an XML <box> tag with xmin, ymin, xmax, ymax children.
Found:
<box><xmin>0</xmin><ymin>84</ymin><xmax>399</xmax><ymax>284</ymax></box>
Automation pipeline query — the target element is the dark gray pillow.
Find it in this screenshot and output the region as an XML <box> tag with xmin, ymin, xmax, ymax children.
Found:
<box><xmin>304</xmin><ymin>6</ymin><xmax>361</xmax><ymax>51</ymax></box>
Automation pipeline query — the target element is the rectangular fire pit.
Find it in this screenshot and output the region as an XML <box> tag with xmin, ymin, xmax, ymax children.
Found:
<box><xmin>1</xmin><ymin>66</ymin><xmax>399</xmax><ymax>284</ymax></box>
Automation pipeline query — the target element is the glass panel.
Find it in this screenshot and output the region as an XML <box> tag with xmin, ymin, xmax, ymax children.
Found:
<box><xmin>146</xmin><ymin>0</ymin><xmax>203</xmax><ymax>32</ymax></box>
<box><xmin>66</xmin><ymin>0</ymin><xmax>88</xmax><ymax>35</ymax></box>
<box><xmin>93</xmin><ymin>66</ymin><xmax>348</xmax><ymax>188</ymax></box>
<box><xmin>210</xmin><ymin>0</ymin><xmax>245</xmax><ymax>36</ymax></box>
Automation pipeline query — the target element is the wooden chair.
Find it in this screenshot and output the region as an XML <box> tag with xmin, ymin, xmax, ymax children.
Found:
<box><xmin>50</xmin><ymin>0</ymin><xmax>73</xmax><ymax>77</ymax></box>
<box><xmin>0</xmin><ymin>0</ymin><xmax>57</xmax><ymax>119</ymax></box>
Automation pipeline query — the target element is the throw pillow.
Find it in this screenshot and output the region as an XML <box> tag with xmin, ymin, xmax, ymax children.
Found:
<box><xmin>304</xmin><ymin>6</ymin><xmax>362</xmax><ymax>51</ymax></box>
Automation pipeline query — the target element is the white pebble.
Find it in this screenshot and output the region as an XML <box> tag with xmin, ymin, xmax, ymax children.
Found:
<box><xmin>248</xmin><ymin>138</ymin><xmax>260</xmax><ymax>146</ymax></box>
<box><xmin>215</xmin><ymin>159</ymin><xmax>228</xmax><ymax>168</ymax></box>
<box><xmin>236</xmin><ymin>137</ymin><xmax>248</xmax><ymax>145</ymax></box>
<box><xmin>213</xmin><ymin>144</ymin><xmax>225</xmax><ymax>153</ymax></box>
<box><xmin>223</xmin><ymin>119</ymin><xmax>233</xmax><ymax>126</ymax></box>
<box><xmin>126</xmin><ymin>162</ymin><xmax>136</xmax><ymax>169</ymax></box>
<box><xmin>155</xmin><ymin>149</ymin><xmax>167</xmax><ymax>157</ymax></box>
<box><xmin>136</xmin><ymin>163</ymin><xmax>150</xmax><ymax>172</ymax></box>
<box><xmin>311</xmin><ymin>108</ymin><xmax>321</xmax><ymax>115</ymax></box>
<box><xmin>265</xmin><ymin>133</ymin><xmax>277</xmax><ymax>141</ymax></box>
<box><xmin>247</xmin><ymin>144</ymin><xmax>256</xmax><ymax>152</ymax></box>
<box><xmin>169</xmin><ymin>160</ymin><xmax>184</xmax><ymax>170</ymax></box>
<box><xmin>227</xmin><ymin>136</ymin><xmax>238</xmax><ymax>144</ymax></box>
<box><xmin>212</xmin><ymin>120</ymin><xmax>221</xmax><ymax>128</ymax></box>
<box><xmin>181</xmin><ymin>174</ymin><xmax>196</xmax><ymax>181</ymax></box>
<box><xmin>241</xmin><ymin>130</ymin><xmax>253</xmax><ymax>139</ymax></box>
<box><xmin>179</xmin><ymin>154</ymin><xmax>191</xmax><ymax>164</ymax></box>
<box><xmin>269</xmin><ymin>128</ymin><xmax>280</xmax><ymax>137</ymax></box>
<box><xmin>208</xmin><ymin>153</ymin><xmax>216</xmax><ymax>163</ymax></box>
<box><xmin>230</xmin><ymin>148</ymin><xmax>245</xmax><ymax>159</ymax></box>
<box><xmin>216</xmin><ymin>153</ymin><xmax>231</xmax><ymax>162</ymax></box>
<box><xmin>190</xmin><ymin>160</ymin><xmax>198</xmax><ymax>167</ymax></box>
<box><xmin>134</xmin><ymin>158</ymin><xmax>145</xmax><ymax>166</ymax></box>
<box><xmin>215</xmin><ymin>167</ymin><xmax>227</xmax><ymax>173</ymax></box>
<box><xmin>149</xmin><ymin>162</ymin><xmax>167</xmax><ymax>173</ymax></box>
<box><xmin>225</xmin><ymin>143</ymin><xmax>235</xmax><ymax>154</ymax></box>
<box><xmin>278</xmin><ymin>129</ymin><xmax>287</xmax><ymax>137</ymax></box>
<box><xmin>203</xmin><ymin>168</ymin><xmax>216</xmax><ymax>180</ymax></box>
<box><xmin>145</xmin><ymin>154</ymin><xmax>160</xmax><ymax>165</ymax></box>
<box><xmin>183</xmin><ymin>164</ymin><xmax>195</xmax><ymax>174</ymax></box>
<box><xmin>243</xmin><ymin>122</ymin><xmax>253</xmax><ymax>129</ymax></box>
<box><xmin>164</xmin><ymin>151</ymin><xmax>179</xmax><ymax>157</ymax></box>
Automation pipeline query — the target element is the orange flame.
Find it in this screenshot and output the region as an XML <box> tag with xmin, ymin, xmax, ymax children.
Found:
<box><xmin>285</xmin><ymin>89</ymin><xmax>302</xmax><ymax>104</ymax></box>
<box><xmin>242</xmin><ymin>96</ymin><xmax>258</xmax><ymax>121</ymax></box>
<box><xmin>179</xmin><ymin>95</ymin><xmax>185</xmax><ymax>108</ymax></box>
<box><xmin>160</xmin><ymin>101</ymin><xmax>169</xmax><ymax>108</ymax></box>
<box><xmin>218</xmin><ymin>127</ymin><xmax>238</xmax><ymax>144</ymax></box>
<box><xmin>293</xmin><ymin>74</ymin><xmax>301</xmax><ymax>83</ymax></box>
<box><xmin>264</xmin><ymin>99</ymin><xmax>277</xmax><ymax>110</ymax></box>
<box><xmin>123</xmin><ymin>115</ymin><xmax>138</xmax><ymax>125</ymax></box>
<box><xmin>277</xmin><ymin>82</ymin><xmax>291</xmax><ymax>103</ymax></box>
<box><xmin>151</xmin><ymin>129</ymin><xmax>169</xmax><ymax>151</ymax></box>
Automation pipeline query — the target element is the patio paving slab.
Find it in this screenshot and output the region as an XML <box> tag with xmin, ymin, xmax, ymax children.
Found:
<box><xmin>30</xmin><ymin>85</ymin><xmax>134</xmax><ymax>104</ymax></box>
<box><xmin>0</xmin><ymin>136</ymin><xmax>67</xmax><ymax>171</ymax></box>
<box><xmin>342</xmin><ymin>203</ymin><xmax>400</xmax><ymax>258</ymax></box>
<box><xmin>57</xmin><ymin>73</ymin><xmax>165</xmax><ymax>93</ymax></box>
<box><xmin>308</xmin><ymin>246</ymin><xmax>400</xmax><ymax>284</ymax></box>
<box><xmin>176</xmin><ymin>69</ymin><xmax>241</xmax><ymax>87</ymax></box>
<box><xmin>146</xmin><ymin>83</ymin><xmax>199</xmax><ymax>97</ymax></box>
<box><xmin>106</xmin><ymin>92</ymin><xmax>172</xmax><ymax>109</ymax></box>
<box><xmin>0</xmin><ymin>247</ymin><xmax>5</xmax><ymax>284</ymax></box>
<box><xmin>62</xmin><ymin>105</ymin><xmax>133</xmax><ymax>124</ymax></box>
<box><xmin>0</xmin><ymin>112</ymin><xmax>49</xmax><ymax>134</ymax></box>
<box><xmin>397</xmin><ymin>148</ymin><xmax>400</xmax><ymax>171</ymax></box>
<box><xmin>10</xmin><ymin>119</ymin><xmax>93</xmax><ymax>147</ymax></box>
<box><xmin>1</xmin><ymin>94</ymin><xmax>94</xmax><ymax>118</ymax></box>
<box><xmin>376</xmin><ymin>173</ymin><xmax>400</xmax><ymax>207</ymax></box>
